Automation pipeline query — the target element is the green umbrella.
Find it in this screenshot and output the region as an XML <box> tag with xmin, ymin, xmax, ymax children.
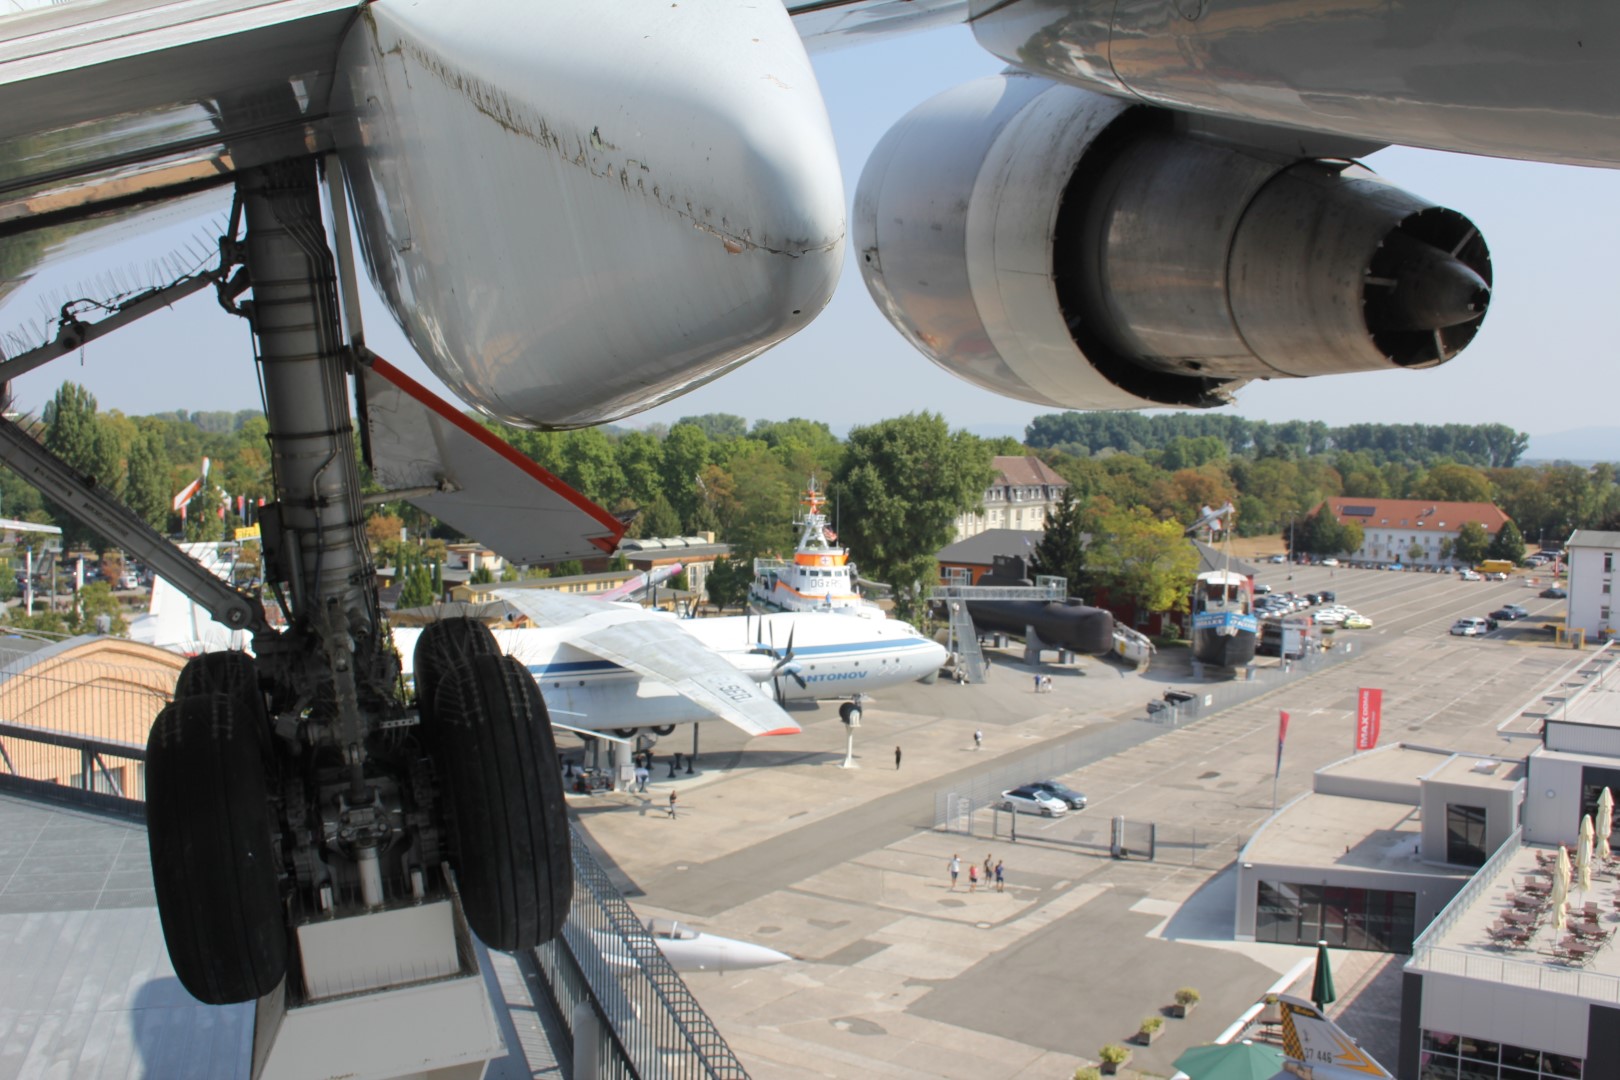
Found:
<box><xmin>1173</xmin><ymin>1041</ymin><xmax>1287</xmax><ymax>1080</ymax></box>
<box><xmin>1312</xmin><ymin>939</ymin><xmax>1337</xmax><ymax>1010</ymax></box>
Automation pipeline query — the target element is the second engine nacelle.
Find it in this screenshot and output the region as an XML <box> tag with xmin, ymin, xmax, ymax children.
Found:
<box><xmin>854</xmin><ymin>74</ymin><xmax>1491</xmax><ymax>411</ymax></box>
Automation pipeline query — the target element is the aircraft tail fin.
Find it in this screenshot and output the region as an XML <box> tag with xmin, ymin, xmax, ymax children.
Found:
<box><xmin>1278</xmin><ymin>995</ymin><xmax>1392</xmax><ymax>1078</ymax></box>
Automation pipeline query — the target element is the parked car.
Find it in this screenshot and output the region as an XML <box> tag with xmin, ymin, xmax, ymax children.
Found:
<box><xmin>1459</xmin><ymin>570</ymin><xmax>1482</xmax><ymax>581</ymax></box>
<box><xmin>1318</xmin><ymin>590</ymin><xmax>1336</xmax><ymax>603</ymax></box>
<box><xmin>1342</xmin><ymin>614</ymin><xmax>1373</xmax><ymax>629</ymax></box>
<box><xmin>1541</xmin><ymin>587</ymin><xmax>1568</xmax><ymax>599</ymax></box>
<box><xmin>1321</xmin><ymin>558</ymin><xmax>1339</xmax><ymax>567</ymax></box>
<box><xmin>1490</xmin><ymin>604</ymin><xmax>1530</xmax><ymax>621</ymax></box>
<box><xmin>1484</xmin><ymin>571</ymin><xmax>1508</xmax><ymax>581</ymax></box>
<box><xmin>1000</xmin><ymin>786</ymin><xmax>1068</xmax><ymax>817</ymax></box>
<box><xmin>1029</xmin><ymin>780</ymin><xmax>1087</xmax><ymax>810</ymax></box>
<box><xmin>1451</xmin><ymin>617</ymin><xmax>1491</xmax><ymax>637</ymax></box>
<box><xmin>1254</xmin><ymin>583</ymin><xmax>1272</xmax><ymax>594</ymax></box>
<box><xmin>1269</xmin><ymin>554</ymin><xmax>1287</xmax><ymax>564</ymax></box>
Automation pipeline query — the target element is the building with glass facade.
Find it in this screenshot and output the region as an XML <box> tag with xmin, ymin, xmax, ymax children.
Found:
<box><xmin>1401</xmin><ymin>648</ymin><xmax>1620</xmax><ymax>1080</ymax></box>
<box><xmin>1235</xmin><ymin>743</ymin><xmax>1519</xmax><ymax>955</ymax></box>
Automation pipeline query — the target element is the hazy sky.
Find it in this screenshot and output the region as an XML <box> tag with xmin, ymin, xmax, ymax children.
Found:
<box><xmin>7</xmin><ymin>23</ymin><xmax>1619</xmax><ymax>441</ymax></box>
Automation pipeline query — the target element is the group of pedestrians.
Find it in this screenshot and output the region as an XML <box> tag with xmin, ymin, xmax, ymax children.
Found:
<box><xmin>947</xmin><ymin>853</ymin><xmax>1005</xmax><ymax>893</ymax></box>
<box><xmin>1031</xmin><ymin>674</ymin><xmax>1053</xmax><ymax>693</ymax></box>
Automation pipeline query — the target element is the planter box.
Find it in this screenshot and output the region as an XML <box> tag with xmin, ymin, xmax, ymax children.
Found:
<box><xmin>1135</xmin><ymin>1026</ymin><xmax>1163</xmax><ymax>1046</ymax></box>
<box><xmin>1100</xmin><ymin>1052</ymin><xmax>1132</xmax><ymax>1076</ymax></box>
<box><xmin>1170</xmin><ymin>1001</ymin><xmax>1198</xmax><ymax>1018</ymax></box>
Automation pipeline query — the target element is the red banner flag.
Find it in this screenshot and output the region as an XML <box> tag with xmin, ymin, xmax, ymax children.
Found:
<box><xmin>1275</xmin><ymin>710</ymin><xmax>1290</xmax><ymax>780</ymax></box>
<box><xmin>1356</xmin><ymin>688</ymin><xmax>1383</xmax><ymax>751</ymax></box>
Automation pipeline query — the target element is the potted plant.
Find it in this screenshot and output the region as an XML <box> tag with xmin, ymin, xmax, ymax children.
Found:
<box><xmin>1073</xmin><ymin>1069</ymin><xmax>1102</xmax><ymax>1080</ymax></box>
<box><xmin>1259</xmin><ymin>992</ymin><xmax>1282</xmax><ymax>1025</ymax></box>
<box><xmin>1098</xmin><ymin>1043</ymin><xmax>1132</xmax><ymax>1075</ymax></box>
<box><xmin>1136</xmin><ymin>1015</ymin><xmax>1165</xmax><ymax>1045</ymax></box>
<box><xmin>1172</xmin><ymin>987</ymin><xmax>1201</xmax><ymax>1018</ymax></box>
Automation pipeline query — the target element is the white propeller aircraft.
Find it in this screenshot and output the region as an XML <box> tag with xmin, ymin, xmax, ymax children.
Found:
<box><xmin>393</xmin><ymin>588</ymin><xmax>948</xmax><ymax>741</ymax></box>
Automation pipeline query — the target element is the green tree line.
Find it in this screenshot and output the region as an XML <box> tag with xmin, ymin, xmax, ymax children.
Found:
<box><xmin>15</xmin><ymin>388</ymin><xmax>1620</xmax><ymax>624</ymax></box>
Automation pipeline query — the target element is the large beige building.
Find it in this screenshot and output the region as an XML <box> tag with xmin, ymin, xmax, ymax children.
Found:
<box><xmin>954</xmin><ymin>456</ymin><xmax>1069</xmax><ymax>541</ymax></box>
<box><xmin>1315</xmin><ymin>497</ymin><xmax>1512</xmax><ymax>567</ymax></box>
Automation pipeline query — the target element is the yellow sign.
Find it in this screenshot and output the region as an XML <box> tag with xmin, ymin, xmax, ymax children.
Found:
<box><xmin>234</xmin><ymin>525</ymin><xmax>262</xmax><ymax>540</ymax></box>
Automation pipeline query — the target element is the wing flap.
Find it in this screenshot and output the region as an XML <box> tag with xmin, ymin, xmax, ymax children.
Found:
<box><xmin>496</xmin><ymin>588</ymin><xmax>799</xmax><ymax>738</ymax></box>
<box><xmin>360</xmin><ymin>357</ymin><xmax>627</xmax><ymax>565</ymax></box>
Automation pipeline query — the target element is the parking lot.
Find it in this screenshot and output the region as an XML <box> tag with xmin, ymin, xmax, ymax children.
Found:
<box><xmin>568</xmin><ymin>563</ymin><xmax>1583</xmax><ymax>1078</ymax></box>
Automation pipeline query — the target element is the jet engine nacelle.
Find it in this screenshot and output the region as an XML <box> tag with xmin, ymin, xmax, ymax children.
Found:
<box><xmin>854</xmin><ymin>74</ymin><xmax>1492</xmax><ymax>411</ymax></box>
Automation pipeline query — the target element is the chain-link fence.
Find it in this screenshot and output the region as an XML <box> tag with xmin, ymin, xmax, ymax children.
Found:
<box><xmin>934</xmin><ymin>634</ymin><xmax>1374</xmax><ymax>833</ymax></box>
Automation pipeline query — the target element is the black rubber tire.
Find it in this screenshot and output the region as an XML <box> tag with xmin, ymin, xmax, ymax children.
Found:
<box><xmin>839</xmin><ymin>702</ymin><xmax>862</xmax><ymax>726</ymax></box>
<box><xmin>146</xmin><ymin>689</ymin><xmax>286</xmax><ymax>1005</ymax></box>
<box><xmin>414</xmin><ymin>618</ymin><xmax>500</xmax><ymax>709</ymax></box>
<box><xmin>650</xmin><ymin>725</ymin><xmax>676</xmax><ymax>737</ymax></box>
<box><xmin>431</xmin><ymin>653</ymin><xmax>571</xmax><ymax>950</ymax></box>
<box><xmin>612</xmin><ymin>727</ymin><xmax>640</xmax><ymax>739</ymax></box>
<box><xmin>175</xmin><ymin>649</ymin><xmax>260</xmax><ymax>702</ymax></box>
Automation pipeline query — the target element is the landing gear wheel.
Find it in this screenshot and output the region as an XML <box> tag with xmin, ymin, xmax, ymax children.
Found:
<box><xmin>146</xmin><ymin>681</ymin><xmax>286</xmax><ymax>1005</ymax></box>
<box><xmin>839</xmin><ymin>702</ymin><xmax>862</xmax><ymax>726</ymax></box>
<box><xmin>414</xmin><ymin>618</ymin><xmax>499</xmax><ymax>707</ymax></box>
<box><xmin>175</xmin><ymin>649</ymin><xmax>261</xmax><ymax>702</ymax></box>
<box><xmin>612</xmin><ymin>728</ymin><xmax>640</xmax><ymax>739</ymax></box>
<box><xmin>650</xmin><ymin>725</ymin><xmax>676</xmax><ymax>737</ymax></box>
<box><xmin>430</xmin><ymin>653</ymin><xmax>571</xmax><ymax>950</ymax></box>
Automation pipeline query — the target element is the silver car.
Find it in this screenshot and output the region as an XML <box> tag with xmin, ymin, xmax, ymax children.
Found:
<box><xmin>1000</xmin><ymin>786</ymin><xmax>1068</xmax><ymax>817</ymax></box>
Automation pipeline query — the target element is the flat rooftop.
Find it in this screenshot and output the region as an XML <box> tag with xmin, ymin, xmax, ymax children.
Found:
<box><xmin>1422</xmin><ymin>753</ymin><xmax>1524</xmax><ymax>790</ymax></box>
<box><xmin>1557</xmin><ymin>673</ymin><xmax>1620</xmax><ymax>729</ymax></box>
<box><xmin>1246</xmin><ymin>792</ymin><xmax>1457</xmax><ymax>875</ymax></box>
<box><xmin>1411</xmin><ymin>843</ymin><xmax>1620</xmax><ymax>1001</ymax></box>
<box><xmin>1322</xmin><ymin>743</ymin><xmax>1450</xmax><ymax>787</ymax></box>
<box><xmin>0</xmin><ymin>792</ymin><xmax>560</xmax><ymax>1077</ymax></box>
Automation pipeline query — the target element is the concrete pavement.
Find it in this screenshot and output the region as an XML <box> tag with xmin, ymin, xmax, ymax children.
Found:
<box><xmin>565</xmin><ymin>564</ymin><xmax>1581</xmax><ymax>1077</ymax></box>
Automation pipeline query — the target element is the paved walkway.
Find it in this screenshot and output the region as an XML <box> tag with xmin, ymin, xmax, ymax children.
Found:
<box><xmin>570</xmin><ymin>566</ymin><xmax>1580</xmax><ymax>1077</ymax></box>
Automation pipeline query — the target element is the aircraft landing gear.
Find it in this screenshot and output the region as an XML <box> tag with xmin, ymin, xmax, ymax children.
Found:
<box><xmin>0</xmin><ymin>151</ymin><xmax>576</xmax><ymax>1007</ymax></box>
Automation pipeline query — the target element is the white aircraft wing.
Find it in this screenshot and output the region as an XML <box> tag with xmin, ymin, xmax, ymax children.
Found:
<box><xmin>495</xmin><ymin>589</ymin><xmax>799</xmax><ymax>738</ymax></box>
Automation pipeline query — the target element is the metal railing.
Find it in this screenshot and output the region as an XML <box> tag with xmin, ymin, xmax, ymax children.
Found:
<box><xmin>534</xmin><ymin>824</ymin><xmax>750</xmax><ymax>1079</ymax></box>
<box><xmin>1406</xmin><ymin>829</ymin><xmax>1620</xmax><ymax>1004</ymax></box>
<box><xmin>0</xmin><ymin>655</ymin><xmax>749</xmax><ymax>1079</ymax></box>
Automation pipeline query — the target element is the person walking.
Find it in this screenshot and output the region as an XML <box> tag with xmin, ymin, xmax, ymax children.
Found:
<box><xmin>949</xmin><ymin>854</ymin><xmax>960</xmax><ymax>890</ymax></box>
<box><xmin>1032</xmin><ymin>673</ymin><xmax>1040</xmax><ymax>692</ymax></box>
<box><xmin>983</xmin><ymin>854</ymin><xmax>993</xmax><ymax>884</ymax></box>
<box><xmin>994</xmin><ymin>860</ymin><xmax>1005</xmax><ymax>892</ymax></box>
<box><xmin>973</xmin><ymin>729</ymin><xmax>983</xmax><ymax>751</ymax></box>
<box><xmin>635</xmin><ymin>764</ymin><xmax>650</xmax><ymax>793</ymax></box>
<box><xmin>967</xmin><ymin>864</ymin><xmax>978</xmax><ymax>892</ymax></box>
<box><xmin>894</xmin><ymin>745</ymin><xmax>902</xmax><ymax>770</ymax></box>
<box><xmin>667</xmin><ymin>791</ymin><xmax>678</xmax><ymax>819</ymax></box>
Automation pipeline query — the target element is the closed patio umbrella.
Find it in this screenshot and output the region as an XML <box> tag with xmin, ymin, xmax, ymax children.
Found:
<box><xmin>1551</xmin><ymin>857</ymin><xmax>1569</xmax><ymax>936</ymax></box>
<box><xmin>1311</xmin><ymin>940</ymin><xmax>1337</xmax><ymax>1010</ymax></box>
<box><xmin>1578</xmin><ymin>829</ymin><xmax>1593</xmax><ymax>894</ymax></box>
<box><xmin>1598</xmin><ymin>792</ymin><xmax>1614</xmax><ymax>863</ymax></box>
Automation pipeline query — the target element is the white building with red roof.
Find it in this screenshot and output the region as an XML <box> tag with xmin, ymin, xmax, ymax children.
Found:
<box><xmin>1317</xmin><ymin>497</ymin><xmax>1513</xmax><ymax>568</ymax></box>
<box><xmin>954</xmin><ymin>456</ymin><xmax>1070</xmax><ymax>542</ymax></box>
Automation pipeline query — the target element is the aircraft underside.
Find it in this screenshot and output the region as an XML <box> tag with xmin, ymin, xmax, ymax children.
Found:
<box><xmin>0</xmin><ymin>0</ymin><xmax>1616</xmax><ymax>1034</ymax></box>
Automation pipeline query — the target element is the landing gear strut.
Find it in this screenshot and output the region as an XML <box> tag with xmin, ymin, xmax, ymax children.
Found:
<box><xmin>0</xmin><ymin>153</ymin><xmax>571</xmax><ymax>1007</ymax></box>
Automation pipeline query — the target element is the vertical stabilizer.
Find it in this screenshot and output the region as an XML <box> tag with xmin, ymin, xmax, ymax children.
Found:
<box><xmin>1278</xmin><ymin>995</ymin><xmax>1392</xmax><ymax>1078</ymax></box>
